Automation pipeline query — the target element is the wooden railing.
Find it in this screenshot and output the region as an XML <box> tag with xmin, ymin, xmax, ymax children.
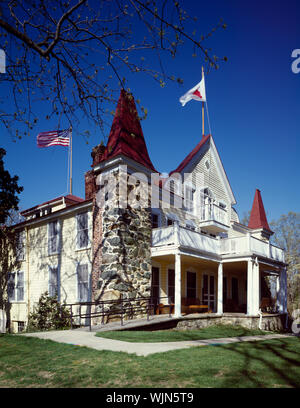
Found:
<box><xmin>152</xmin><ymin>225</ymin><xmax>285</xmax><ymax>262</ymax></box>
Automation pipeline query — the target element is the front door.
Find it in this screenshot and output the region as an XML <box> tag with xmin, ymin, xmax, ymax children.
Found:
<box><xmin>202</xmin><ymin>274</ymin><xmax>215</xmax><ymax>311</ymax></box>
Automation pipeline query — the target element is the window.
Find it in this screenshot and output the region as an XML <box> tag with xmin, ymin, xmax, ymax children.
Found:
<box><xmin>167</xmin><ymin>218</ymin><xmax>173</xmax><ymax>226</ymax></box>
<box><xmin>205</xmin><ymin>159</ymin><xmax>210</xmax><ymax>170</ymax></box>
<box><xmin>77</xmin><ymin>264</ymin><xmax>90</xmax><ymax>302</ymax></box>
<box><xmin>8</xmin><ymin>272</ymin><xmax>24</xmax><ymax>302</ymax></box>
<box><xmin>151</xmin><ymin>213</ymin><xmax>159</xmax><ymax>229</ymax></box>
<box><xmin>7</xmin><ymin>273</ymin><xmax>15</xmax><ymax>302</ymax></box>
<box><xmin>16</xmin><ymin>231</ymin><xmax>25</xmax><ymax>261</ymax></box>
<box><xmin>186</xmin><ymin>271</ymin><xmax>196</xmax><ymax>298</ymax></box>
<box><xmin>48</xmin><ymin>220</ymin><xmax>60</xmax><ymax>254</ymax></box>
<box><xmin>186</xmin><ymin>220</ymin><xmax>196</xmax><ymax>231</ymax></box>
<box><xmin>169</xmin><ymin>180</ymin><xmax>175</xmax><ymax>207</ymax></box>
<box><xmin>168</xmin><ymin>269</ymin><xmax>175</xmax><ymax>303</ymax></box>
<box><xmin>49</xmin><ymin>266</ymin><xmax>59</xmax><ymax>298</ymax></box>
<box><xmin>184</xmin><ymin>185</ymin><xmax>194</xmax><ymax>212</ymax></box>
<box><xmin>151</xmin><ymin>266</ymin><xmax>160</xmax><ymax>305</ymax></box>
<box><xmin>77</xmin><ymin>212</ymin><xmax>89</xmax><ymax>249</ymax></box>
<box><xmin>18</xmin><ymin>321</ymin><xmax>25</xmax><ymax>333</ymax></box>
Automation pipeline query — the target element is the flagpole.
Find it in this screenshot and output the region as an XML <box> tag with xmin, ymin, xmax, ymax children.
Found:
<box><xmin>70</xmin><ymin>126</ymin><xmax>73</xmax><ymax>195</ymax></box>
<box><xmin>202</xmin><ymin>66</ymin><xmax>205</xmax><ymax>138</ymax></box>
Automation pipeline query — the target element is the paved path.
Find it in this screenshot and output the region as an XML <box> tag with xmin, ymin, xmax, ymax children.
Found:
<box><xmin>21</xmin><ymin>330</ymin><xmax>294</xmax><ymax>357</ymax></box>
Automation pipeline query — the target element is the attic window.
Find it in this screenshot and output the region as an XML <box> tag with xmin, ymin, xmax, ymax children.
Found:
<box><xmin>205</xmin><ymin>160</ymin><xmax>210</xmax><ymax>170</ymax></box>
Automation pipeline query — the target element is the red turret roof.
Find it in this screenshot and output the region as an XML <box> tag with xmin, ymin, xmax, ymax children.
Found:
<box><xmin>100</xmin><ymin>89</ymin><xmax>156</xmax><ymax>172</ymax></box>
<box><xmin>248</xmin><ymin>189</ymin><xmax>272</xmax><ymax>231</ymax></box>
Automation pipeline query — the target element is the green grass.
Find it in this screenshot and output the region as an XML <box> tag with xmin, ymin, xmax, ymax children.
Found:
<box><xmin>0</xmin><ymin>333</ymin><xmax>299</xmax><ymax>388</ymax></box>
<box><xmin>96</xmin><ymin>324</ymin><xmax>274</xmax><ymax>343</ymax></box>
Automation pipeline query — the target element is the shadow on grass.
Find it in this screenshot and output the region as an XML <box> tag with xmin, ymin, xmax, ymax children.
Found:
<box><xmin>217</xmin><ymin>337</ymin><xmax>300</xmax><ymax>388</ymax></box>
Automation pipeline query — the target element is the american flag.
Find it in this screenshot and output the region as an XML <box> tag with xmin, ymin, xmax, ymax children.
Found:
<box><xmin>37</xmin><ymin>128</ymin><xmax>71</xmax><ymax>148</ymax></box>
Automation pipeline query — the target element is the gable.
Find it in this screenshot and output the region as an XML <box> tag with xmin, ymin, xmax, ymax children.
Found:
<box><xmin>170</xmin><ymin>136</ymin><xmax>236</xmax><ymax>206</ymax></box>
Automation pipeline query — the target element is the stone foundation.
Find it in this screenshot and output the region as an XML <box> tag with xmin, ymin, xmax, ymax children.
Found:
<box><xmin>176</xmin><ymin>313</ymin><xmax>286</xmax><ymax>332</ymax></box>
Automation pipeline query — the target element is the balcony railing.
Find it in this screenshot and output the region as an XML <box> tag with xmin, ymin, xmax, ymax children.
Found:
<box><xmin>152</xmin><ymin>225</ymin><xmax>285</xmax><ymax>263</ymax></box>
<box><xmin>200</xmin><ymin>203</ymin><xmax>228</xmax><ymax>226</ymax></box>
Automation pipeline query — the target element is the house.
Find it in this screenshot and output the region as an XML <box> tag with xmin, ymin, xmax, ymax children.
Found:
<box><xmin>10</xmin><ymin>89</ymin><xmax>287</xmax><ymax>332</ymax></box>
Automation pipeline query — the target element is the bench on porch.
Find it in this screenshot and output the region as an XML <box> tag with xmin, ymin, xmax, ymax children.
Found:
<box><xmin>181</xmin><ymin>298</ymin><xmax>211</xmax><ymax>314</ymax></box>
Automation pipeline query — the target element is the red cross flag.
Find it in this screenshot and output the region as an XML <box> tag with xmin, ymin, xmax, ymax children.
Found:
<box><xmin>179</xmin><ymin>76</ymin><xmax>206</xmax><ymax>106</ymax></box>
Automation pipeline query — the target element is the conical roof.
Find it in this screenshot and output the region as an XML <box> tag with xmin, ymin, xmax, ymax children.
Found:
<box><xmin>100</xmin><ymin>89</ymin><xmax>156</xmax><ymax>172</ymax></box>
<box><xmin>248</xmin><ymin>189</ymin><xmax>272</xmax><ymax>231</ymax></box>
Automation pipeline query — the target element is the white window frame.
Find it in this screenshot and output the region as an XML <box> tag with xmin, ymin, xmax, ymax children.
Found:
<box><xmin>184</xmin><ymin>184</ymin><xmax>195</xmax><ymax>214</ymax></box>
<box><xmin>77</xmin><ymin>263</ymin><xmax>91</xmax><ymax>303</ymax></box>
<box><xmin>48</xmin><ymin>266</ymin><xmax>60</xmax><ymax>300</ymax></box>
<box><xmin>76</xmin><ymin>211</ymin><xmax>90</xmax><ymax>250</ymax></box>
<box><xmin>8</xmin><ymin>271</ymin><xmax>25</xmax><ymax>302</ymax></box>
<box><xmin>48</xmin><ymin>219</ymin><xmax>61</xmax><ymax>255</ymax></box>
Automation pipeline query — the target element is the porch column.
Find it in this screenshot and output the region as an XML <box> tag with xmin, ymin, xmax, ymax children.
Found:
<box><xmin>217</xmin><ymin>263</ymin><xmax>223</xmax><ymax>314</ymax></box>
<box><xmin>174</xmin><ymin>252</ymin><xmax>182</xmax><ymax>317</ymax></box>
<box><xmin>276</xmin><ymin>273</ymin><xmax>280</xmax><ymax>312</ymax></box>
<box><xmin>278</xmin><ymin>267</ymin><xmax>287</xmax><ymax>313</ymax></box>
<box><xmin>247</xmin><ymin>260</ymin><xmax>253</xmax><ymax>315</ymax></box>
<box><xmin>252</xmin><ymin>259</ymin><xmax>260</xmax><ymax>315</ymax></box>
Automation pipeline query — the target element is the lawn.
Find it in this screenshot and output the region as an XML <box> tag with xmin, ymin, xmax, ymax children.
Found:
<box><xmin>0</xmin><ymin>333</ymin><xmax>299</xmax><ymax>388</ymax></box>
<box><xmin>95</xmin><ymin>324</ymin><xmax>273</xmax><ymax>343</ymax></box>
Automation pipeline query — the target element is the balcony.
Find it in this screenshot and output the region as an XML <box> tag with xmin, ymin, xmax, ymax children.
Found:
<box><xmin>198</xmin><ymin>203</ymin><xmax>229</xmax><ymax>233</ymax></box>
<box><xmin>152</xmin><ymin>225</ymin><xmax>285</xmax><ymax>263</ymax></box>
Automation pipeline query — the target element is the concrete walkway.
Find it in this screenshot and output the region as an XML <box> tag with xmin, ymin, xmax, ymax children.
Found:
<box><xmin>21</xmin><ymin>330</ymin><xmax>294</xmax><ymax>357</ymax></box>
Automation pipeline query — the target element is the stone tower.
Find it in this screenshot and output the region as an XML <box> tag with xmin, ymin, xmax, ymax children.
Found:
<box><xmin>85</xmin><ymin>89</ymin><xmax>157</xmax><ymax>305</ymax></box>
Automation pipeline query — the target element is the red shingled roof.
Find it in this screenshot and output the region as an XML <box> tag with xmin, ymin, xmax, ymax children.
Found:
<box><xmin>21</xmin><ymin>194</ymin><xmax>84</xmax><ymax>215</ymax></box>
<box><xmin>100</xmin><ymin>89</ymin><xmax>156</xmax><ymax>172</ymax></box>
<box><xmin>169</xmin><ymin>134</ymin><xmax>211</xmax><ymax>175</ymax></box>
<box><xmin>248</xmin><ymin>189</ymin><xmax>272</xmax><ymax>231</ymax></box>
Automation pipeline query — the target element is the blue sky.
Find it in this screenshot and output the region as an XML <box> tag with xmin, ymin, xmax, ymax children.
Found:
<box><xmin>1</xmin><ymin>0</ymin><xmax>299</xmax><ymax>223</ymax></box>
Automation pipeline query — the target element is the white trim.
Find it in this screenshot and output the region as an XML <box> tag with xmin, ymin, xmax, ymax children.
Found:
<box><xmin>16</xmin><ymin>201</ymin><xmax>92</xmax><ymax>230</ymax></box>
<box><xmin>75</xmin><ymin>210</ymin><xmax>91</xmax><ymax>251</ymax></box>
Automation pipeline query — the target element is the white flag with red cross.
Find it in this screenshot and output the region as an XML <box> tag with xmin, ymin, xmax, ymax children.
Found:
<box><xmin>179</xmin><ymin>76</ymin><xmax>206</xmax><ymax>106</ymax></box>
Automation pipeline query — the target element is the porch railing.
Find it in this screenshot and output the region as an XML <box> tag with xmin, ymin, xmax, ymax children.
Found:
<box><xmin>152</xmin><ymin>225</ymin><xmax>285</xmax><ymax>263</ymax></box>
<box><xmin>65</xmin><ymin>296</ymin><xmax>172</xmax><ymax>331</ymax></box>
<box><xmin>200</xmin><ymin>203</ymin><xmax>228</xmax><ymax>225</ymax></box>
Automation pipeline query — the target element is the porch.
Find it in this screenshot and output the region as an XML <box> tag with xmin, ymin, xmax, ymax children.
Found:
<box><xmin>152</xmin><ymin>223</ymin><xmax>285</xmax><ymax>263</ymax></box>
<box><xmin>151</xmin><ymin>251</ymin><xmax>287</xmax><ymax>320</ymax></box>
